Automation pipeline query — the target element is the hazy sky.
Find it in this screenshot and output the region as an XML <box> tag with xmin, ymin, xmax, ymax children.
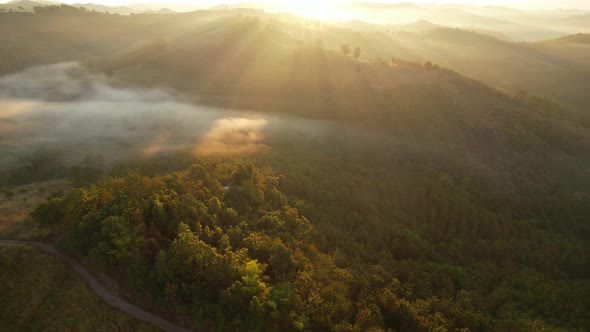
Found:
<box><xmin>2</xmin><ymin>0</ymin><xmax>589</xmax><ymax>10</ymax></box>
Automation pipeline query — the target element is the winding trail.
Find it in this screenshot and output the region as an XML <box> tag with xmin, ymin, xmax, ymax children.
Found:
<box><xmin>0</xmin><ymin>240</ymin><xmax>191</xmax><ymax>332</ymax></box>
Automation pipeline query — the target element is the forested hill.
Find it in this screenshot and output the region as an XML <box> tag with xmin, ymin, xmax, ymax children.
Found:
<box><xmin>31</xmin><ymin>157</ymin><xmax>590</xmax><ymax>331</ymax></box>
<box><xmin>2</xmin><ymin>6</ymin><xmax>590</xmax><ymax>111</ymax></box>
<box><xmin>2</xmin><ymin>5</ymin><xmax>590</xmax><ymax>332</ymax></box>
<box><xmin>33</xmin><ymin>162</ymin><xmax>321</xmax><ymax>330</ymax></box>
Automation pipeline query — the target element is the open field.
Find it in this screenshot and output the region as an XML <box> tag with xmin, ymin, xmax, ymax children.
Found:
<box><xmin>0</xmin><ymin>244</ymin><xmax>158</xmax><ymax>332</ymax></box>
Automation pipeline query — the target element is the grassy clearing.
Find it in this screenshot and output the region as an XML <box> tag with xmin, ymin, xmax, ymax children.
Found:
<box><xmin>0</xmin><ymin>179</ymin><xmax>70</xmax><ymax>240</ymax></box>
<box><xmin>0</xmin><ymin>244</ymin><xmax>159</xmax><ymax>332</ymax></box>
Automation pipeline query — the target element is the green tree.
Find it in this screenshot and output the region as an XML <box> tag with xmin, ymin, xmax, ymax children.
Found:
<box><xmin>31</xmin><ymin>197</ymin><xmax>64</xmax><ymax>226</ymax></box>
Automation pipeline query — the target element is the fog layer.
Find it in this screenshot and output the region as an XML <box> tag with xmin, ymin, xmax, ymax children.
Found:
<box><xmin>0</xmin><ymin>63</ymin><xmax>281</xmax><ymax>170</ymax></box>
<box><xmin>1</xmin><ymin>62</ymin><xmax>376</xmax><ymax>177</ymax></box>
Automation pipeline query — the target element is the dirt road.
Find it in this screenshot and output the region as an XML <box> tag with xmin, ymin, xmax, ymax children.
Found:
<box><xmin>0</xmin><ymin>240</ymin><xmax>191</xmax><ymax>332</ymax></box>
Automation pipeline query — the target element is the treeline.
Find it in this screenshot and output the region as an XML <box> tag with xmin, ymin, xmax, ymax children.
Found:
<box><xmin>0</xmin><ymin>46</ymin><xmax>43</xmax><ymax>75</ymax></box>
<box><xmin>31</xmin><ymin>153</ymin><xmax>590</xmax><ymax>331</ymax></box>
<box><xmin>1</xmin><ymin>150</ymin><xmax>105</xmax><ymax>187</ymax></box>
<box><xmin>265</xmin><ymin>147</ymin><xmax>590</xmax><ymax>331</ymax></box>
<box><xmin>0</xmin><ymin>5</ymin><xmax>113</xmax><ymax>15</ymax></box>
<box><xmin>32</xmin><ymin>161</ymin><xmax>373</xmax><ymax>330</ymax></box>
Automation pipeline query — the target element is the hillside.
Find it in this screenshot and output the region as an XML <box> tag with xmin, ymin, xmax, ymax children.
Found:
<box><xmin>2</xmin><ymin>6</ymin><xmax>590</xmax><ymax>205</ymax></box>
<box><xmin>0</xmin><ymin>0</ymin><xmax>174</xmax><ymax>15</ymax></box>
<box><xmin>560</xmin><ymin>13</ymin><xmax>590</xmax><ymax>30</ymax></box>
<box><xmin>24</xmin><ymin>154</ymin><xmax>590</xmax><ymax>331</ymax></box>
<box><xmin>0</xmin><ymin>0</ymin><xmax>57</xmax><ymax>12</ymax></box>
<box><xmin>1</xmin><ymin>5</ymin><xmax>590</xmax><ymax>332</ymax></box>
<box><xmin>1</xmin><ymin>6</ymin><xmax>589</xmax><ymax>112</ymax></box>
<box><xmin>108</xmin><ymin>15</ymin><xmax>590</xmax><ymax>117</ymax></box>
<box><xmin>113</xmin><ymin>33</ymin><xmax>590</xmax><ymax>158</ymax></box>
<box><xmin>531</xmin><ymin>33</ymin><xmax>590</xmax><ymax>74</ymax></box>
<box><xmin>70</xmin><ymin>3</ymin><xmax>135</xmax><ymax>15</ymax></box>
<box><xmin>332</xmin><ymin>2</ymin><xmax>574</xmax><ymax>41</ymax></box>
<box><xmin>542</xmin><ymin>32</ymin><xmax>590</xmax><ymax>44</ymax></box>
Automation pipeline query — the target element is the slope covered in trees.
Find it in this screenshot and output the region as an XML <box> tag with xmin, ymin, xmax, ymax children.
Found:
<box><xmin>32</xmin><ymin>161</ymin><xmax>351</xmax><ymax>330</ymax></box>
<box><xmin>29</xmin><ymin>153</ymin><xmax>590</xmax><ymax>331</ymax></box>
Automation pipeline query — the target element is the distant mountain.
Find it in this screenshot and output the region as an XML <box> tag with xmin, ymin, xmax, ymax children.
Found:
<box><xmin>142</xmin><ymin>8</ymin><xmax>176</xmax><ymax>15</ymax></box>
<box><xmin>333</xmin><ymin>19</ymin><xmax>380</xmax><ymax>31</ymax></box>
<box><xmin>478</xmin><ymin>5</ymin><xmax>527</xmax><ymax>17</ymax></box>
<box><xmin>533</xmin><ymin>9</ymin><xmax>590</xmax><ymax>19</ymax></box>
<box><xmin>339</xmin><ymin>2</ymin><xmax>421</xmax><ymax>10</ymax></box>
<box><xmin>540</xmin><ymin>33</ymin><xmax>590</xmax><ymax>44</ymax></box>
<box><xmin>0</xmin><ymin>0</ymin><xmax>58</xmax><ymax>12</ymax></box>
<box><xmin>428</xmin><ymin>8</ymin><xmax>566</xmax><ymax>41</ymax></box>
<box><xmin>211</xmin><ymin>2</ymin><xmax>276</xmax><ymax>11</ymax></box>
<box><xmin>435</xmin><ymin>7</ymin><xmax>509</xmax><ymax>24</ymax></box>
<box><xmin>417</xmin><ymin>27</ymin><xmax>510</xmax><ymax>48</ymax></box>
<box><xmin>0</xmin><ymin>5</ymin><xmax>588</xmax><ymax>111</ymax></box>
<box><xmin>532</xmin><ymin>33</ymin><xmax>590</xmax><ymax>69</ymax></box>
<box><xmin>335</xmin><ymin>3</ymin><xmax>569</xmax><ymax>42</ymax></box>
<box><xmin>5</xmin><ymin>0</ymin><xmax>57</xmax><ymax>5</ymax></box>
<box><xmin>71</xmin><ymin>3</ymin><xmax>136</xmax><ymax>15</ymax></box>
<box><xmin>334</xmin><ymin>19</ymin><xmax>442</xmax><ymax>34</ymax></box>
<box><xmin>559</xmin><ymin>13</ymin><xmax>590</xmax><ymax>30</ymax></box>
<box><xmin>395</xmin><ymin>20</ymin><xmax>442</xmax><ymax>32</ymax></box>
<box><xmin>0</xmin><ymin>0</ymin><xmax>141</xmax><ymax>15</ymax></box>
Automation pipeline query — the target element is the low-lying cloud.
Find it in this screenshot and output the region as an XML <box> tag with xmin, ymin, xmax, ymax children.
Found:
<box><xmin>0</xmin><ymin>62</ymin><xmax>273</xmax><ymax>171</ymax></box>
<box><xmin>0</xmin><ymin>62</ymin><xmax>396</xmax><ymax>184</ymax></box>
